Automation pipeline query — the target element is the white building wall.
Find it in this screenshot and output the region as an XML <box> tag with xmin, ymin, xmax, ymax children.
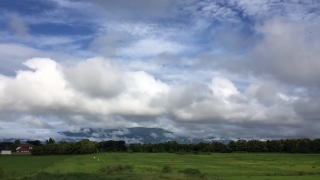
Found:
<box><xmin>1</xmin><ymin>150</ymin><xmax>12</xmax><ymax>155</ymax></box>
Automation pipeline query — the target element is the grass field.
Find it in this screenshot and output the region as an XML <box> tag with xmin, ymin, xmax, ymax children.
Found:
<box><xmin>1</xmin><ymin>153</ymin><xmax>320</xmax><ymax>179</ymax></box>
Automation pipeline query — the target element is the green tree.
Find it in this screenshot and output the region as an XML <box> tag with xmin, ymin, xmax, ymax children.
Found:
<box><xmin>227</xmin><ymin>141</ymin><xmax>236</xmax><ymax>152</ymax></box>
<box><xmin>211</xmin><ymin>141</ymin><xmax>226</xmax><ymax>152</ymax></box>
<box><xmin>236</xmin><ymin>140</ymin><xmax>247</xmax><ymax>152</ymax></box>
<box><xmin>247</xmin><ymin>140</ymin><xmax>267</xmax><ymax>152</ymax></box>
<box><xmin>46</xmin><ymin>138</ymin><xmax>55</xmax><ymax>144</ymax></box>
<box><xmin>10</xmin><ymin>144</ymin><xmax>17</xmax><ymax>152</ymax></box>
<box><xmin>266</xmin><ymin>140</ymin><xmax>283</xmax><ymax>152</ymax></box>
<box><xmin>282</xmin><ymin>139</ymin><xmax>297</xmax><ymax>153</ymax></box>
<box><xmin>295</xmin><ymin>138</ymin><xmax>311</xmax><ymax>153</ymax></box>
<box><xmin>14</xmin><ymin>139</ymin><xmax>21</xmax><ymax>145</ymax></box>
<box><xmin>311</xmin><ymin>139</ymin><xmax>320</xmax><ymax>153</ymax></box>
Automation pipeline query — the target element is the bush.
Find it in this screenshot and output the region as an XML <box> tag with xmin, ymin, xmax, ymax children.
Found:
<box><xmin>98</xmin><ymin>164</ymin><xmax>134</xmax><ymax>174</ymax></box>
<box><xmin>161</xmin><ymin>165</ymin><xmax>173</xmax><ymax>173</ymax></box>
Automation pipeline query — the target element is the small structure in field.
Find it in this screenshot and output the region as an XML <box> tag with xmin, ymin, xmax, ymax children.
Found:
<box><xmin>1</xmin><ymin>150</ymin><xmax>12</xmax><ymax>155</ymax></box>
<box><xmin>16</xmin><ymin>143</ymin><xmax>34</xmax><ymax>153</ymax></box>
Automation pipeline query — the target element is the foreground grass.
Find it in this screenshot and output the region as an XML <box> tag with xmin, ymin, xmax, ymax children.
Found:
<box><xmin>14</xmin><ymin>172</ymin><xmax>320</xmax><ymax>180</ymax></box>
<box><xmin>1</xmin><ymin>153</ymin><xmax>320</xmax><ymax>179</ymax></box>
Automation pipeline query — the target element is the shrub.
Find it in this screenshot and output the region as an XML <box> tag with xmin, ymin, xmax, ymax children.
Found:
<box><xmin>161</xmin><ymin>165</ymin><xmax>173</xmax><ymax>173</ymax></box>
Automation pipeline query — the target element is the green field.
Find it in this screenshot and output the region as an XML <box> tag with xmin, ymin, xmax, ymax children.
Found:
<box><xmin>1</xmin><ymin>153</ymin><xmax>320</xmax><ymax>179</ymax></box>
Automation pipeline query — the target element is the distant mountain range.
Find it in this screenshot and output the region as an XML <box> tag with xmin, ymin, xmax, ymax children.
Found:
<box><xmin>1</xmin><ymin>127</ymin><xmax>254</xmax><ymax>144</ymax></box>
<box><xmin>58</xmin><ymin>127</ymin><xmax>241</xmax><ymax>144</ymax></box>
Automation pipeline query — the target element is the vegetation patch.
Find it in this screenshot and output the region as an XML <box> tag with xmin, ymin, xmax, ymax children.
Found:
<box><xmin>178</xmin><ymin>168</ymin><xmax>208</xmax><ymax>179</ymax></box>
<box><xmin>161</xmin><ymin>165</ymin><xmax>173</xmax><ymax>173</ymax></box>
<box><xmin>98</xmin><ymin>164</ymin><xmax>134</xmax><ymax>174</ymax></box>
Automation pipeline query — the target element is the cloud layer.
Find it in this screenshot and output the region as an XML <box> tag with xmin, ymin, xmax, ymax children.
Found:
<box><xmin>0</xmin><ymin>0</ymin><xmax>320</xmax><ymax>140</ymax></box>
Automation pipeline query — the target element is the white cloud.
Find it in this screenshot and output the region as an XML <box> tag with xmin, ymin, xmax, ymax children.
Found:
<box><xmin>150</xmin><ymin>133</ymin><xmax>158</xmax><ymax>138</ymax></box>
<box><xmin>209</xmin><ymin>77</ymin><xmax>239</xmax><ymax>100</ymax></box>
<box><xmin>0</xmin><ymin>53</ymin><xmax>317</xmax><ymax>138</ymax></box>
<box><xmin>109</xmin><ymin>129</ymin><xmax>130</xmax><ymax>136</ymax></box>
<box><xmin>163</xmin><ymin>133</ymin><xmax>175</xmax><ymax>139</ymax></box>
<box><xmin>64</xmin><ymin>57</ymin><xmax>124</xmax><ymax>98</ymax></box>
<box><xmin>1</xmin><ymin>0</ymin><xmax>320</xmax><ymax>139</ymax></box>
<box><xmin>0</xmin><ymin>57</ymin><xmax>169</xmax><ymax>117</ymax></box>
<box><xmin>82</xmin><ymin>128</ymin><xmax>90</xmax><ymax>133</ymax></box>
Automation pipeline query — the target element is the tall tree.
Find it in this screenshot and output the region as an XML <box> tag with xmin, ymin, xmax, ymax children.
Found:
<box><xmin>14</xmin><ymin>139</ymin><xmax>21</xmax><ymax>145</ymax></box>
<box><xmin>45</xmin><ymin>138</ymin><xmax>55</xmax><ymax>144</ymax></box>
<box><xmin>236</xmin><ymin>140</ymin><xmax>247</xmax><ymax>151</ymax></box>
<box><xmin>228</xmin><ymin>141</ymin><xmax>237</xmax><ymax>152</ymax></box>
<box><xmin>266</xmin><ymin>140</ymin><xmax>283</xmax><ymax>152</ymax></box>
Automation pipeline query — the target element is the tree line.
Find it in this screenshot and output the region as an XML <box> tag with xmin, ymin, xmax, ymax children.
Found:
<box><xmin>1</xmin><ymin>138</ymin><xmax>320</xmax><ymax>154</ymax></box>
<box><xmin>125</xmin><ymin>138</ymin><xmax>320</xmax><ymax>154</ymax></box>
<box><xmin>31</xmin><ymin>139</ymin><xmax>97</xmax><ymax>155</ymax></box>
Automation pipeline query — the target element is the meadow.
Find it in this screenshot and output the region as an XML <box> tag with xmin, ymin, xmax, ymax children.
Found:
<box><xmin>1</xmin><ymin>153</ymin><xmax>320</xmax><ymax>179</ymax></box>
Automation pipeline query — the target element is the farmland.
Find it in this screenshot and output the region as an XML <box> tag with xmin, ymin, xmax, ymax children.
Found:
<box><xmin>1</xmin><ymin>153</ymin><xmax>320</xmax><ymax>179</ymax></box>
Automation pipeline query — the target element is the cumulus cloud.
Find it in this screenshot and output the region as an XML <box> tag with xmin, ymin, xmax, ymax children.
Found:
<box><xmin>0</xmin><ymin>57</ymin><xmax>168</xmax><ymax>117</ymax></box>
<box><xmin>0</xmin><ymin>56</ymin><xmax>320</xmax><ymax>138</ymax></box>
<box><xmin>64</xmin><ymin>57</ymin><xmax>124</xmax><ymax>98</ymax></box>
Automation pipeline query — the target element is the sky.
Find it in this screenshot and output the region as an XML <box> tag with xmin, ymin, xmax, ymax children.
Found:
<box><xmin>0</xmin><ymin>0</ymin><xmax>320</xmax><ymax>141</ymax></box>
